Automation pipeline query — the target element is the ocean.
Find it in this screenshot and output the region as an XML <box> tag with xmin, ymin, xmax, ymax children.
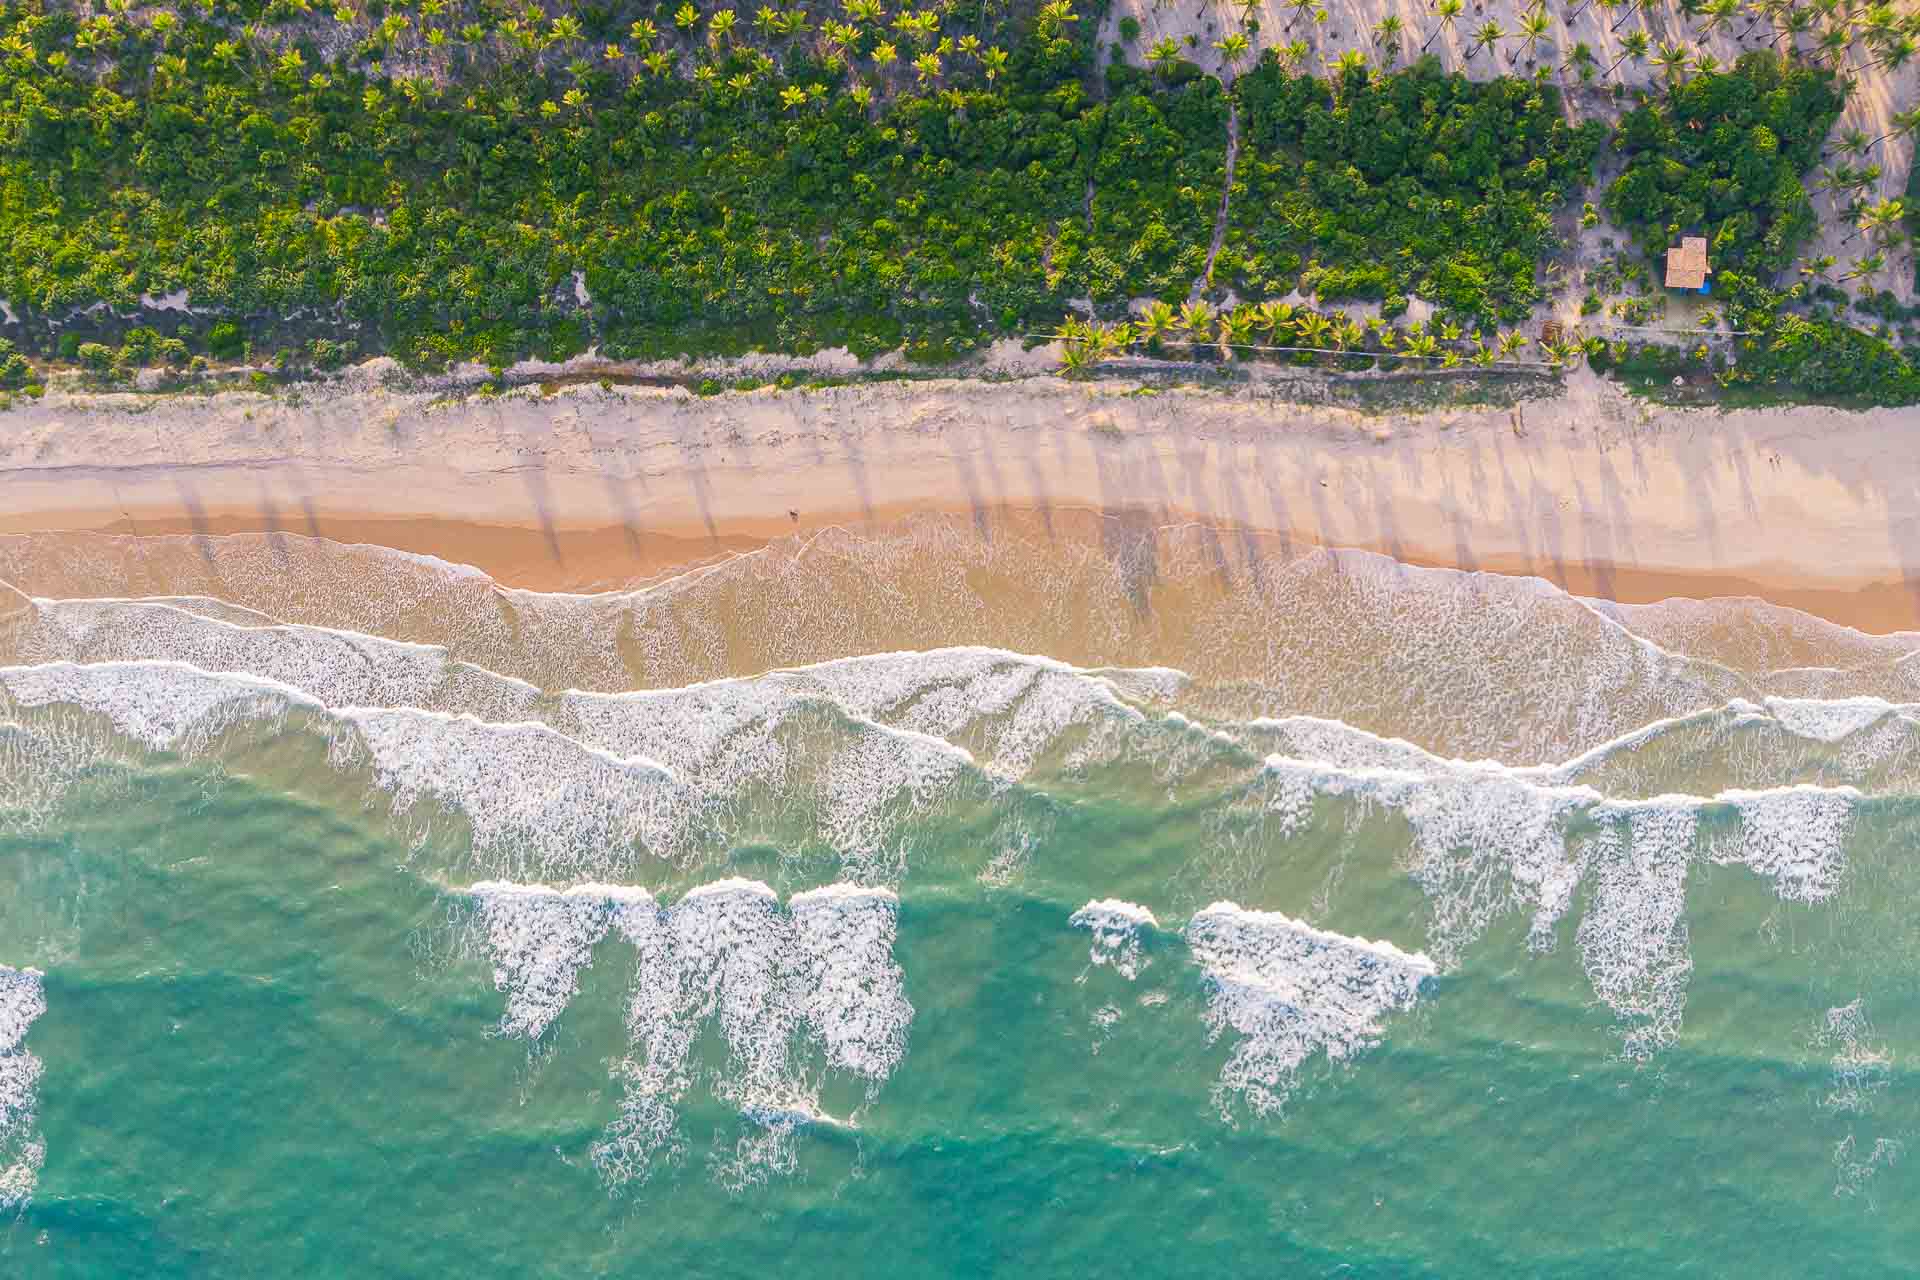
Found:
<box><xmin>0</xmin><ymin>518</ymin><xmax>1915</xmax><ymax>1276</ymax></box>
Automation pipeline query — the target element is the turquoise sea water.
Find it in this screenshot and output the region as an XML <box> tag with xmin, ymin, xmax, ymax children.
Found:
<box><xmin>2</xmin><ymin>529</ymin><xmax>1918</xmax><ymax>1276</ymax></box>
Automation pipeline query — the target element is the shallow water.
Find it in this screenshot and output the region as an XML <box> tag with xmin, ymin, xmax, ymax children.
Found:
<box><xmin>1</xmin><ymin>522</ymin><xmax>1917</xmax><ymax>1276</ymax></box>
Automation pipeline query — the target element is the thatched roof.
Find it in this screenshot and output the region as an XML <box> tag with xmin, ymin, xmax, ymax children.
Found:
<box><xmin>1665</xmin><ymin>237</ymin><xmax>1710</xmax><ymax>290</ymax></box>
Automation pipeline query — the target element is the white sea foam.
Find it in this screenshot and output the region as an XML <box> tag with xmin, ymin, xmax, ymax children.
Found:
<box><xmin>0</xmin><ymin>966</ymin><xmax>46</xmax><ymax>1212</ymax></box>
<box><xmin>788</xmin><ymin>884</ymin><xmax>911</xmax><ymax>1084</ymax></box>
<box><xmin>467</xmin><ymin>882</ymin><xmax>655</xmax><ymax>1040</ymax></box>
<box><xmin>1070</xmin><ymin>899</ymin><xmax>1159</xmax><ymax>981</ymax></box>
<box><xmin>1712</xmin><ymin>786</ymin><xmax>1858</xmax><ymax>904</ymax></box>
<box><xmin>1577</xmin><ymin>803</ymin><xmax>1698</xmax><ymax>1059</ymax></box>
<box><xmin>340</xmin><ymin>709</ymin><xmax>692</xmax><ymax>880</ymax></box>
<box><xmin>0</xmin><ymin>659</ymin><xmax>316</xmax><ymax>752</ymax></box>
<box><xmin>1183</xmin><ymin>903</ymin><xmax>1433</xmax><ymax>1120</ymax></box>
<box><xmin>1762</xmin><ymin>696</ymin><xmax>1902</xmax><ymax>744</ymax></box>
<box><xmin>592</xmin><ymin>879</ymin><xmax>911</xmax><ymax>1191</ymax></box>
<box><xmin>1813</xmin><ymin>1000</ymin><xmax>1893</xmax><ymax>1115</ymax></box>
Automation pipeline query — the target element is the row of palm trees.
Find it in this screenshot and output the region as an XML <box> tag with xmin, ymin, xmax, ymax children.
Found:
<box><xmin>1156</xmin><ymin>0</ymin><xmax>1920</xmax><ymax>85</ymax></box>
<box><xmin>1055</xmin><ymin>300</ymin><xmax>1586</xmax><ymax>371</ymax></box>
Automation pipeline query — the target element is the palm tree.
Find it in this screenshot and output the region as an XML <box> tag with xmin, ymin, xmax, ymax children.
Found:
<box><xmin>1605</xmin><ymin>28</ymin><xmax>1650</xmax><ymax>75</ymax></box>
<box><xmin>1870</xmin><ymin>105</ymin><xmax>1920</xmax><ymax>149</ymax></box>
<box><xmin>1701</xmin><ymin>0</ymin><xmax>1740</xmax><ymax>41</ymax></box>
<box><xmin>1295</xmin><ymin>311</ymin><xmax>1332</xmax><ymax>347</ymax></box>
<box><xmin>1214</xmin><ymin>31</ymin><xmax>1251</xmax><ymax>72</ymax></box>
<box><xmin>1374</xmin><ymin>15</ymin><xmax>1406</xmax><ymax>63</ymax></box>
<box><xmin>1147</xmin><ymin>36</ymin><xmax>1182</xmax><ymax>76</ymax></box>
<box><xmin>1255</xmin><ymin>301</ymin><xmax>1297</xmax><ymax>343</ymax></box>
<box><xmin>1138</xmin><ymin>301</ymin><xmax>1176</xmax><ymax>344</ymax></box>
<box><xmin>1840</xmin><ymin>252</ymin><xmax>1886</xmax><ymax>284</ymax></box>
<box><xmin>1774</xmin><ymin>6</ymin><xmax>1817</xmax><ymax>52</ymax></box>
<box><xmin>1814</xmin><ymin>23</ymin><xmax>1851</xmax><ymax>67</ymax></box>
<box><xmin>1036</xmin><ymin>0</ymin><xmax>1079</xmax><ymax>40</ymax></box>
<box><xmin>1518</xmin><ymin>9</ymin><xmax>1551</xmax><ymax>64</ymax></box>
<box><xmin>1496</xmin><ymin>329</ymin><xmax>1529</xmax><ymax>359</ymax></box>
<box><xmin>1875</xmin><ymin>35</ymin><xmax>1916</xmax><ymax>72</ymax></box>
<box><xmin>1424</xmin><ymin>0</ymin><xmax>1464</xmax><ymax>52</ymax></box>
<box><xmin>1798</xmin><ymin>253</ymin><xmax>1838</xmax><ymax>281</ymax></box>
<box><xmin>1177</xmin><ymin>300</ymin><xmax>1217</xmax><ymax>344</ymax></box>
<box><xmin>1218</xmin><ymin>308</ymin><xmax>1258</xmax><ymax>359</ymax></box>
<box><xmin>1857</xmin><ymin>199</ymin><xmax>1908</xmax><ymax>247</ymax></box>
<box><xmin>1468</xmin><ymin>20</ymin><xmax>1508</xmax><ymax>67</ymax></box>
<box><xmin>1651</xmin><ymin>38</ymin><xmax>1691</xmax><ymax>83</ymax></box>
<box><xmin>1327</xmin><ymin>47</ymin><xmax>1369</xmax><ymax>78</ymax></box>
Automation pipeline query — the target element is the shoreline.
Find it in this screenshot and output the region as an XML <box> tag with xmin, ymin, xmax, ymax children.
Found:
<box><xmin>6</xmin><ymin>368</ymin><xmax>1920</xmax><ymax>634</ymax></box>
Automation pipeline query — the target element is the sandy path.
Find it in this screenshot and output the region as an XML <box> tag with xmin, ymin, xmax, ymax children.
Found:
<box><xmin>3</xmin><ymin>370</ymin><xmax>1919</xmax><ymax>629</ymax></box>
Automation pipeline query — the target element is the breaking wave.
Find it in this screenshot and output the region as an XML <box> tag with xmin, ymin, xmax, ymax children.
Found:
<box><xmin>1184</xmin><ymin>904</ymin><xmax>1434</xmax><ymax>1120</ymax></box>
<box><xmin>0</xmin><ymin>965</ymin><xmax>46</xmax><ymax>1212</ymax></box>
<box><xmin>455</xmin><ymin>878</ymin><xmax>910</xmax><ymax>1191</ymax></box>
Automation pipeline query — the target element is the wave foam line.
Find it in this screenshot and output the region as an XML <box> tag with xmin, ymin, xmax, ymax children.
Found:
<box><xmin>1070</xmin><ymin>899</ymin><xmax>1159</xmax><ymax>982</ymax></box>
<box><xmin>1184</xmin><ymin>904</ymin><xmax>1434</xmax><ymax>1121</ymax></box>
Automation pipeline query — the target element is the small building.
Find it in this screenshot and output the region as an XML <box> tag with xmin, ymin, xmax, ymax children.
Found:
<box><xmin>1664</xmin><ymin>237</ymin><xmax>1711</xmax><ymax>292</ymax></box>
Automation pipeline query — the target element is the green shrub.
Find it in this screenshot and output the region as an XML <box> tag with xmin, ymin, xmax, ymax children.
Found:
<box><xmin>207</xmin><ymin>323</ymin><xmax>245</xmax><ymax>360</ymax></box>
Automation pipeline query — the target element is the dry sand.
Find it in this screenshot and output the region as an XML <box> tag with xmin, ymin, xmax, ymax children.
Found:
<box><xmin>4</xmin><ymin>367</ymin><xmax>1920</xmax><ymax>631</ymax></box>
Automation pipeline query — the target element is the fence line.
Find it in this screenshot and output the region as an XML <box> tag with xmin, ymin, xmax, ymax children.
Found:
<box><xmin>1587</xmin><ymin>322</ymin><xmax>1757</xmax><ymax>336</ymax></box>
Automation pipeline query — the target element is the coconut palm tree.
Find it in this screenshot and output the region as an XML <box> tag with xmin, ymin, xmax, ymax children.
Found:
<box><xmin>1701</xmin><ymin>0</ymin><xmax>1740</xmax><ymax>41</ymax></box>
<box><xmin>1468</xmin><ymin>19</ymin><xmax>1508</xmax><ymax>65</ymax></box>
<box><xmin>1814</xmin><ymin>23</ymin><xmax>1851</xmax><ymax>66</ymax></box>
<box><xmin>1424</xmin><ymin>0</ymin><xmax>1465</xmax><ymax>52</ymax></box>
<box><xmin>1295</xmin><ymin>310</ymin><xmax>1332</xmax><ymax>347</ymax></box>
<box><xmin>1147</xmin><ymin>35</ymin><xmax>1182</xmax><ymax>75</ymax></box>
<box><xmin>1874</xmin><ymin>35</ymin><xmax>1916</xmax><ymax>71</ymax></box>
<box><xmin>1870</xmin><ymin>105</ymin><xmax>1920</xmax><ymax>149</ymax></box>
<box><xmin>1774</xmin><ymin>6</ymin><xmax>1817</xmax><ymax>52</ymax></box>
<box><xmin>1605</xmin><ymin>28</ymin><xmax>1650</xmax><ymax>75</ymax></box>
<box><xmin>1214</xmin><ymin>31</ymin><xmax>1251</xmax><ymax>72</ymax></box>
<box><xmin>1036</xmin><ymin>0</ymin><xmax>1079</xmax><ymax>39</ymax></box>
<box><xmin>1374</xmin><ymin>14</ymin><xmax>1406</xmax><ymax>63</ymax></box>
<box><xmin>1218</xmin><ymin>307</ymin><xmax>1258</xmax><ymax>359</ymax></box>
<box><xmin>1327</xmin><ymin>47</ymin><xmax>1369</xmax><ymax>78</ymax></box>
<box><xmin>1178</xmin><ymin>300</ymin><xmax>1217</xmax><ymax>344</ymax></box>
<box><xmin>1496</xmin><ymin>329</ymin><xmax>1529</xmax><ymax>359</ymax></box>
<box><xmin>1518</xmin><ymin>8</ymin><xmax>1551</xmax><ymax>64</ymax></box>
<box><xmin>1840</xmin><ymin>251</ymin><xmax>1886</xmax><ymax>284</ymax></box>
<box><xmin>1797</xmin><ymin>253</ymin><xmax>1837</xmax><ymax>282</ymax></box>
<box><xmin>1651</xmin><ymin>38</ymin><xmax>1691</xmax><ymax>83</ymax></box>
<box><xmin>1857</xmin><ymin>199</ymin><xmax>1908</xmax><ymax>247</ymax></box>
<box><xmin>1255</xmin><ymin>300</ymin><xmax>1297</xmax><ymax>343</ymax></box>
<box><xmin>1138</xmin><ymin>300</ymin><xmax>1177</xmax><ymax>343</ymax></box>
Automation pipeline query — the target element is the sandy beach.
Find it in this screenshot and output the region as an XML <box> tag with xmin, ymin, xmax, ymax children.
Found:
<box><xmin>4</xmin><ymin>366</ymin><xmax>1919</xmax><ymax>632</ymax></box>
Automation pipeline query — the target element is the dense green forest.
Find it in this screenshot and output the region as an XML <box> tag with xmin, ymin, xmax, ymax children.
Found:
<box><xmin>0</xmin><ymin>0</ymin><xmax>1916</xmax><ymax>403</ymax></box>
